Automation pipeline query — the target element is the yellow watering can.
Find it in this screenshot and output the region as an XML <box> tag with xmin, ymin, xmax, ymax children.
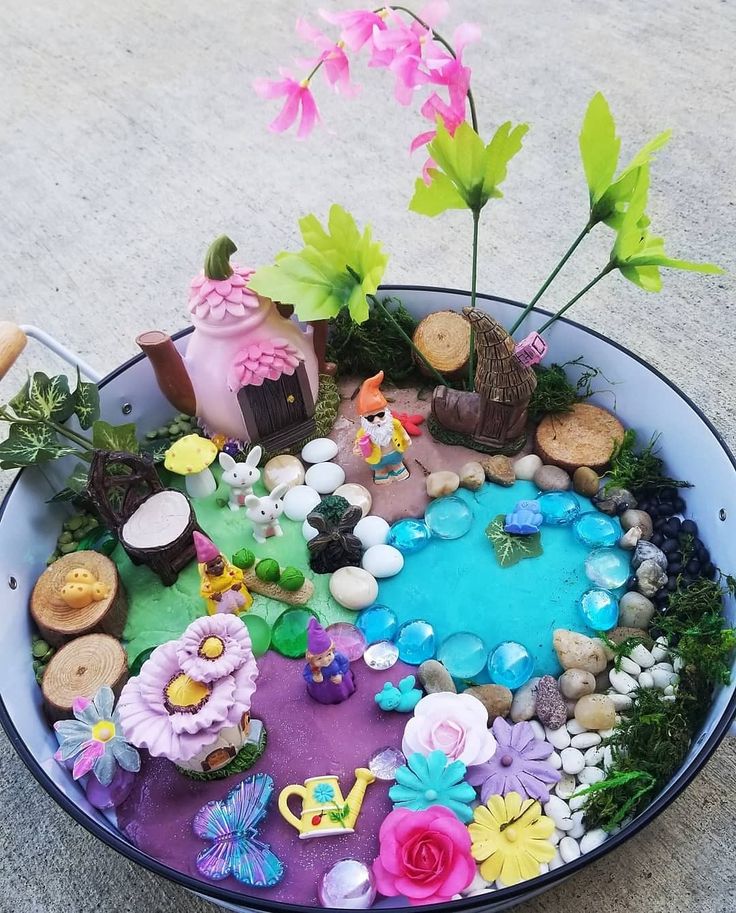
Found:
<box><xmin>278</xmin><ymin>768</ymin><xmax>375</xmax><ymax>839</ymax></box>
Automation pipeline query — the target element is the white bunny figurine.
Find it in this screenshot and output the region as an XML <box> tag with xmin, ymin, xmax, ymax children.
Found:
<box><xmin>219</xmin><ymin>445</ymin><xmax>262</xmax><ymax>511</ymax></box>
<box><xmin>245</xmin><ymin>483</ymin><xmax>289</xmax><ymax>543</ymax></box>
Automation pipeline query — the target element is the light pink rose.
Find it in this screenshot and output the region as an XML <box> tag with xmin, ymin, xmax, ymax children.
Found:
<box><xmin>402</xmin><ymin>692</ymin><xmax>496</xmax><ymax>767</ymax></box>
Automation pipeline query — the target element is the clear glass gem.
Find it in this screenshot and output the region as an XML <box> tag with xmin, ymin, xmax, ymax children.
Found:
<box><xmin>584</xmin><ymin>547</ymin><xmax>631</xmax><ymax>589</ymax></box>
<box><xmin>386</xmin><ymin>518</ymin><xmax>432</xmax><ymax>554</ymax></box>
<box><xmin>326</xmin><ymin>622</ymin><xmax>367</xmax><ymax>662</ymax></box>
<box><xmin>424</xmin><ymin>496</ymin><xmax>473</xmax><ymax>540</ymax></box>
<box><xmin>487</xmin><ymin>641</ymin><xmax>534</xmax><ymax>689</ymax></box>
<box><xmin>368</xmin><ymin>745</ymin><xmax>406</xmax><ymax>780</ymax></box>
<box><xmin>573</xmin><ymin>512</ymin><xmax>620</xmax><ymax>547</ymax></box>
<box><xmin>356</xmin><ymin>604</ymin><xmax>398</xmax><ymax>645</ymax></box>
<box><xmin>580</xmin><ymin>588</ymin><xmax>619</xmax><ymax>630</ymax></box>
<box><xmin>318</xmin><ymin>859</ymin><xmax>377</xmax><ymax>909</ymax></box>
<box><xmin>363</xmin><ymin>640</ymin><xmax>399</xmax><ymax>670</ymax></box>
<box><xmin>395</xmin><ymin>620</ymin><xmax>436</xmax><ymax>665</ymax></box>
<box><xmin>437</xmin><ymin>631</ymin><xmax>487</xmax><ymax>679</ymax></box>
<box><xmin>538</xmin><ymin>491</ymin><xmax>581</xmax><ymax>525</ymax></box>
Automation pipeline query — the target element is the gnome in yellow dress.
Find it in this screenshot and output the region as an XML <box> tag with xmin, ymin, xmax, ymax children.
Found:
<box><xmin>194</xmin><ymin>531</ymin><xmax>253</xmax><ymax>615</ymax></box>
<box><xmin>353</xmin><ymin>371</ymin><xmax>411</xmax><ymax>485</ymax></box>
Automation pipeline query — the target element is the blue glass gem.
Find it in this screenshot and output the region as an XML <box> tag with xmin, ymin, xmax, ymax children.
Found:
<box><xmin>487</xmin><ymin>641</ymin><xmax>534</xmax><ymax>689</ymax></box>
<box><xmin>387</xmin><ymin>518</ymin><xmax>432</xmax><ymax>554</ymax></box>
<box><xmin>573</xmin><ymin>512</ymin><xmax>620</xmax><ymax>547</ymax></box>
<box><xmin>585</xmin><ymin>548</ymin><xmax>631</xmax><ymax>590</ymax></box>
<box><xmin>437</xmin><ymin>632</ymin><xmax>487</xmax><ymax>679</ymax></box>
<box><xmin>356</xmin><ymin>604</ymin><xmax>398</xmax><ymax>645</ymax></box>
<box><xmin>538</xmin><ymin>491</ymin><xmax>581</xmax><ymax>526</ymax></box>
<box><xmin>424</xmin><ymin>496</ymin><xmax>473</xmax><ymax>540</ymax></box>
<box><xmin>395</xmin><ymin>620</ymin><xmax>436</xmax><ymax>665</ymax></box>
<box><xmin>504</xmin><ymin>500</ymin><xmax>543</xmax><ymax>535</ymax></box>
<box><xmin>580</xmin><ymin>588</ymin><xmax>620</xmax><ymax>630</ymax></box>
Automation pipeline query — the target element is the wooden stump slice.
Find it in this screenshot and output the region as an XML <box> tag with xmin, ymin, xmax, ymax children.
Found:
<box><xmin>534</xmin><ymin>403</ymin><xmax>625</xmax><ymax>473</ymax></box>
<box><xmin>41</xmin><ymin>634</ymin><xmax>128</xmax><ymax>723</ymax></box>
<box><xmin>412</xmin><ymin>311</ymin><xmax>471</xmax><ymax>378</ymax></box>
<box><xmin>30</xmin><ymin>551</ymin><xmax>128</xmax><ymax>647</ymax></box>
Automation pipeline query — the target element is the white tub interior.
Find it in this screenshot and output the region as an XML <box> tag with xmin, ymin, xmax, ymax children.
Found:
<box><xmin>0</xmin><ymin>288</ymin><xmax>734</xmax><ymax>908</ymax></box>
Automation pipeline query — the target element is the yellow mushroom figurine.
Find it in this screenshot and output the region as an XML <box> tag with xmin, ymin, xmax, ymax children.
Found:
<box><xmin>164</xmin><ymin>433</ymin><xmax>218</xmax><ymax>499</ymax></box>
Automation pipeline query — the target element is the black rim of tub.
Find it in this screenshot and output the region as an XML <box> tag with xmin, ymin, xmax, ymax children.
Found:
<box><xmin>0</xmin><ymin>286</ymin><xmax>734</xmax><ymax>913</ymax></box>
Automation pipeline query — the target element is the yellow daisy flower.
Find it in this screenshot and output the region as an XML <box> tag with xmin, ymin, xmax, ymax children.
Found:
<box><xmin>468</xmin><ymin>791</ymin><xmax>556</xmax><ymax>885</ymax></box>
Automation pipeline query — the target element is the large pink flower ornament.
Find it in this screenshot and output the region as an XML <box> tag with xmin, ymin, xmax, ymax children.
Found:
<box><xmin>372</xmin><ymin>806</ymin><xmax>476</xmax><ymax>905</ymax></box>
<box><xmin>402</xmin><ymin>692</ymin><xmax>497</xmax><ymax>767</ymax></box>
<box><xmin>175</xmin><ymin>614</ymin><xmax>254</xmax><ymax>684</ymax></box>
<box><xmin>188</xmin><ymin>265</ymin><xmax>259</xmax><ymax>321</ymax></box>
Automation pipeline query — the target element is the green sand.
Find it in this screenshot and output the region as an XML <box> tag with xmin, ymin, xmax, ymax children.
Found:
<box><xmin>118</xmin><ymin>467</ymin><xmax>353</xmax><ymax>668</ymax></box>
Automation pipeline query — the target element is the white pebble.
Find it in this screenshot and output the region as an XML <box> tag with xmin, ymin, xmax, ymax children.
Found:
<box><xmin>529</xmin><ymin>720</ymin><xmax>546</xmax><ymax>741</ymax></box>
<box><xmin>607</xmin><ymin>691</ymin><xmax>633</xmax><ymax>711</ymax></box>
<box><xmin>361</xmin><ymin>544</ymin><xmax>404</xmax><ymax>578</ymax></box>
<box><xmin>568</xmin><ymin>810</ymin><xmax>586</xmax><ymax>839</ymax></box>
<box><xmin>513</xmin><ymin>453</ymin><xmax>543</xmax><ymax>480</ymax></box>
<box><xmin>548</xmin><ymin>849</ymin><xmax>565</xmax><ymax>871</ymax></box>
<box><xmin>584</xmin><ymin>745</ymin><xmax>604</xmax><ymax>766</ymax></box>
<box><xmin>559</xmin><ymin>836</ymin><xmax>581</xmax><ymax>862</ymax></box>
<box><xmin>673</xmin><ymin>655</ymin><xmax>684</xmax><ymax>673</ymax></box>
<box><xmin>662</xmin><ymin>693</ymin><xmax>677</xmax><ymax>702</ymax></box>
<box><xmin>550</xmin><ymin>827</ymin><xmax>564</xmax><ymax>846</ymax></box>
<box><xmin>629</xmin><ymin>644</ymin><xmax>655</xmax><ymax>668</ymax></box>
<box><xmin>543</xmin><ymin>796</ymin><xmax>574</xmax><ymax>830</ymax></box>
<box><xmin>354</xmin><ymin>515</ymin><xmax>390</xmax><ymax>550</ymax></box>
<box><xmin>555</xmin><ymin>774</ymin><xmax>577</xmax><ymax>799</ymax></box>
<box><xmin>569</xmin><ymin>793</ymin><xmax>587</xmax><ymax>812</ymax></box>
<box><xmin>598</xmin><ymin>728</ymin><xmax>615</xmax><ymax>739</ymax></box>
<box><xmin>609</xmin><ymin>668</ymin><xmax>638</xmax><ymax>694</ymax></box>
<box><xmin>282</xmin><ymin>485</ymin><xmax>322</xmax><ymax>521</ymax></box>
<box><xmin>578</xmin><ymin>766</ymin><xmax>606</xmax><ymax>786</ymax></box>
<box><xmin>603</xmin><ymin>746</ymin><xmax>614</xmax><ymax>770</ymax></box>
<box><xmin>548</xmin><ymin>750</ymin><xmax>562</xmax><ymax>770</ymax></box>
<box><xmin>304</xmin><ymin>461</ymin><xmax>345</xmax><ymax>494</ymax></box>
<box><xmin>545</xmin><ymin>726</ymin><xmax>571</xmax><ymax>750</ymax></box>
<box><xmin>637</xmin><ymin>671</ymin><xmax>654</xmax><ymax>689</ymax></box>
<box><xmin>302</xmin><ymin>519</ymin><xmax>318</xmax><ymax>541</ymax></box>
<box><xmin>618</xmin><ymin>656</ymin><xmax>641</xmax><ymax>676</ymax></box>
<box><xmin>561</xmin><ymin>747</ymin><xmax>585</xmax><ymax>775</ymax></box>
<box><xmin>664</xmin><ymin>684</ymin><xmax>676</xmax><ymax>696</ymax></box>
<box><xmin>580</xmin><ymin>829</ymin><xmax>608</xmax><ymax>854</ymax></box>
<box><xmin>566</xmin><ymin>718</ymin><xmax>587</xmax><ymax>735</ymax></box>
<box><xmin>300</xmin><ymin>437</ymin><xmax>338</xmax><ymax>463</ymax></box>
<box><xmin>652</xmin><ymin>668</ymin><xmax>679</xmax><ymax>689</ymax></box>
<box><xmin>652</xmin><ymin>661</ymin><xmax>674</xmax><ymax>672</ymax></box>
<box><xmin>651</xmin><ymin>637</ymin><xmax>669</xmax><ymax>661</ymax></box>
<box><xmin>570</xmin><ymin>732</ymin><xmax>601</xmax><ymax>750</ymax></box>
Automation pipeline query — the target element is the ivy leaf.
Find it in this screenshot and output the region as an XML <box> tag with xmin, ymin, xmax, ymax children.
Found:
<box><xmin>409</xmin><ymin>119</ymin><xmax>528</xmax><ymax>217</ymax></box>
<box><xmin>579</xmin><ymin>91</ymin><xmax>621</xmax><ymax>205</ymax></box>
<box><xmin>485</xmin><ymin>515</ymin><xmax>543</xmax><ymax>568</ymax></box>
<box><xmin>13</xmin><ymin>372</ymin><xmax>75</xmax><ymax>422</ymax></box>
<box><xmin>71</xmin><ymin>368</ymin><xmax>100</xmax><ymax>430</ymax></box>
<box><xmin>249</xmin><ymin>205</ymin><xmax>388</xmax><ymax>325</ymax></box>
<box><xmin>0</xmin><ymin>422</ymin><xmax>77</xmax><ymax>469</ymax></box>
<box><xmin>92</xmin><ymin>420</ymin><xmax>139</xmax><ymax>453</ymax></box>
<box><xmin>46</xmin><ymin>462</ymin><xmax>92</xmax><ymax>503</ymax></box>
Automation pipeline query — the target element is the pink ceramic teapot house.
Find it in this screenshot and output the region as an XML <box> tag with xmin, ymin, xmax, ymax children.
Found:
<box><xmin>138</xmin><ymin>237</ymin><xmax>319</xmax><ymax>450</ymax></box>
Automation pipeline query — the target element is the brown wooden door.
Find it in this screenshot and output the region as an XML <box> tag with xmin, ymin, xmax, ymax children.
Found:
<box><xmin>237</xmin><ymin>363</ymin><xmax>316</xmax><ymax>445</ymax></box>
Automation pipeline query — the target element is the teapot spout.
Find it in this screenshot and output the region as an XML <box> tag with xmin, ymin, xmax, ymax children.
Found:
<box><xmin>137</xmin><ymin>330</ymin><xmax>197</xmax><ymax>416</ymax></box>
<box><xmin>343</xmin><ymin>767</ymin><xmax>376</xmax><ymax>831</ymax></box>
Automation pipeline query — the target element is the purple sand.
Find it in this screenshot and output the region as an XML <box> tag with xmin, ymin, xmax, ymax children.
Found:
<box><xmin>116</xmin><ymin>651</ymin><xmax>413</xmax><ymax>904</ymax></box>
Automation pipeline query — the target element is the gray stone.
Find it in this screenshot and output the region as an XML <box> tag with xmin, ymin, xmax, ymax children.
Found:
<box><xmin>464</xmin><ymin>684</ymin><xmax>512</xmax><ymax>720</ymax></box>
<box><xmin>417</xmin><ymin>659</ymin><xmax>456</xmax><ymax>694</ymax></box>
<box><xmin>559</xmin><ymin>669</ymin><xmax>596</xmax><ymax>699</ymax></box>
<box><xmin>572</xmin><ymin>466</ymin><xmax>600</xmax><ymax>497</ymax></box>
<box><xmin>619</xmin><ymin>591</ymin><xmax>656</xmax><ymax>629</ymax></box>
<box><xmin>458</xmin><ymin>461</ymin><xmax>485</xmax><ymax>491</ymax></box>
<box><xmin>593</xmin><ymin>487</ymin><xmax>637</xmax><ymax>515</ymax></box>
<box><xmin>553</xmin><ymin>629</ymin><xmax>608</xmax><ymax>674</ymax></box>
<box><xmin>637</xmin><ymin>558</ymin><xmax>668</xmax><ymax>596</ymax></box>
<box><xmin>481</xmin><ymin>455</ymin><xmax>516</xmax><ymax>486</ymax></box>
<box><xmin>426</xmin><ymin>470</ymin><xmax>460</xmax><ymax>499</ymax></box>
<box><xmin>510</xmin><ymin>676</ymin><xmax>540</xmax><ymax>721</ymax></box>
<box><xmin>534</xmin><ymin>464</ymin><xmax>572</xmax><ymax>492</ymax></box>
<box><xmin>535</xmin><ymin>675</ymin><xmax>568</xmax><ymax>729</ymax></box>
<box><xmin>621</xmin><ymin>509</ymin><xmax>654</xmax><ymax>540</ymax></box>
<box><xmin>619</xmin><ymin>526</ymin><xmax>643</xmax><ymax>549</ymax></box>
<box><xmin>633</xmin><ymin>540</ymin><xmax>668</xmax><ymax>571</ymax></box>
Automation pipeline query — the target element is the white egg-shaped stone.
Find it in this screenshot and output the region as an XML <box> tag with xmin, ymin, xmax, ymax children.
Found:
<box><xmin>305</xmin><ymin>461</ymin><xmax>346</xmax><ymax>494</ymax></box>
<box><xmin>362</xmin><ymin>544</ymin><xmax>404</xmax><ymax>579</ymax></box>
<box><xmin>302</xmin><ymin>519</ymin><xmax>319</xmax><ymax>542</ymax></box>
<box><xmin>301</xmin><ymin>437</ymin><xmax>339</xmax><ymax>464</ymax></box>
<box><xmin>283</xmin><ymin>485</ymin><xmax>322</xmax><ymax>522</ymax></box>
<box><xmin>333</xmin><ymin>482</ymin><xmax>372</xmax><ymax>517</ymax></box>
<box><xmin>329</xmin><ymin>566</ymin><xmax>379</xmax><ymax>611</ymax></box>
<box><xmin>354</xmin><ymin>515</ymin><xmax>390</xmax><ymax>550</ymax></box>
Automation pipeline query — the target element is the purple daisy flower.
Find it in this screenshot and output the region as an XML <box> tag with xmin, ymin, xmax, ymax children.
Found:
<box><xmin>466</xmin><ymin>717</ymin><xmax>560</xmax><ymax>803</ymax></box>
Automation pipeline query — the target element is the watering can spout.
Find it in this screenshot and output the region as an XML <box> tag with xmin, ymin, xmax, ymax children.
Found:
<box><xmin>344</xmin><ymin>767</ymin><xmax>376</xmax><ymax>830</ymax></box>
<box><xmin>136</xmin><ymin>330</ymin><xmax>197</xmax><ymax>417</ymax></box>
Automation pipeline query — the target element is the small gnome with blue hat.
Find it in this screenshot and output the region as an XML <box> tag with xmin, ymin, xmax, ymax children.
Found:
<box><xmin>303</xmin><ymin>617</ymin><xmax>356</xmax><ymax>705</ymax></box>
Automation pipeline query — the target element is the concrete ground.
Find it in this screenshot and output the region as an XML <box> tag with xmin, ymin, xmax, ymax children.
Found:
<box><xmin>1</xmin><ymin>0</ymin><xmax>735</xmax><ymax>910</ymax></box>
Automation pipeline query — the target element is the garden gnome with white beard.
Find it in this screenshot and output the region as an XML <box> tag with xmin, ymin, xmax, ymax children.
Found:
<box><xmin>353</xmin><ymin>371</ymin><xmax>411</xmax><ymax>484</ymax></box>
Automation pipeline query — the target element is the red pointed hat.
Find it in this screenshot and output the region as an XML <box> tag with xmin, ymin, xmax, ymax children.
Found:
<box><xmin>307</xmin><ymin>617</ymin><xmax>333</xmax><ymax>655</ymax></box>
<box><xmin>356</xmin><ymin>370</ymin><xmax>388</xmax><ymax>416</ymax></box>
<box><xmin>193</xmin><ymin>531</ymin><xmax>220</xmax><ymax>563</ymax></box>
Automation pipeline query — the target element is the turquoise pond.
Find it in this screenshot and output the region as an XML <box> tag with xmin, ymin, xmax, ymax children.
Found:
<box><xmin>377</xmin><ymin>482</ymin><xmax>625</xmax><ymax>681</ymax></box>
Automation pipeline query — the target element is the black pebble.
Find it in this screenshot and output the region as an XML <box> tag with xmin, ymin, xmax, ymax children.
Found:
<box><xmin>652</xmin><ymin>532</ymin><xmax>665</xmax><ymax>546</ymax></box>
<box><xmin>680</xmin><ymin>519</ymin><xmax>698</xmax><ymax>536</ymax></box>
<box><xmin>626</xmin><ymin>575</ymin><xmax>638</xmax><ymax>590</ymax></box>
<box><xmin>673</xmin><ymin>497</ymin><xmax>686</xmax><ymax>513</ymax></box>
<box><xmin>661</xmin><ymin>538</ymin><xmax>679</xmax><ymax>554</ymax></box>
<box><xmin>666</xmin><ymin>576</ymin><xmax>678</xmax><ymax>592</ymax></box>
<box><xmin>661</xmin><ymin>486</ymin><xmax>677</xmax><ymax>502</ymax></box>
<box><xmin>663</xmin><ymin>517</ymin><xmax>681</xmax><ymax>536</ymax></box>
<box><xmin>667</xmin><ymin>561</ymin><xmax>682</xmax><ymax>575</ymax></box>
<box><xmin>704</xmin><ymin>562</ymin><xmax>716</xmax><ymax>579</ymax></box>
<box><xmin>686</xmin><ymin>558</ymin><xmax>701</xmax><ymax>575</ymax></box>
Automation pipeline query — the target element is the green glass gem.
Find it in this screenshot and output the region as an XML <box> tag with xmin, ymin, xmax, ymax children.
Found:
<box><xmin>271</xmin><ymin>607</ymin><xmax>317</xmax><ymax>659</ymax></box>
<box><xmin>76</xmin><ymin>528</ymin><xmax>118</xmax><ymax>556</ymax></box>
<box><xmin>129</xmin><ymin>646</ymin><xmax>156</xmax><ymax>676</ymax></box>
<box><xmin>241</xmin><ymin>614</ymin><xmax>272</xmax><ymax>657</ymax></box>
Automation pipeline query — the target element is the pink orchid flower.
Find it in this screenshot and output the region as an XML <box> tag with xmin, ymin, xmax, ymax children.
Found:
<box><xmin>318</xmin><ymin>7</ymin><xmax>388</xmax><ymax>53</ymax></box>
<box><xmin>253</xmin><ymin>70</ymin><xmax>320</xmax><ymax>138</ymax></box>
<box><xmin>296</xmin><ymin>19</ymin><xmax>358</xmax><ymax>96</ymax></box>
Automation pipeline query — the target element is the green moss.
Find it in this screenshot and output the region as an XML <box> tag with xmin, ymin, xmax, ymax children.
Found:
<box><xmin>528</xmin><ymin>357</ymin><xmax>608</xmax><ymax>421</ymax></box>
<box><xmin>311</xmin><ymin>495</ymin><xmax>351</xmax><ymax>525</ymax></box>
<box><xmin>426</xmin><ymin>414</ymin><xmax>527</xmax><ymax>455</ymax></box>
<box><xmin>605</xmin><ymin>429</ymin><xmax>691</xmax><ymax>495</ymax></box>
<box><xmin>177</xmin><ymin>726</ymin><xmax>267</xmax><ymax>781</ymax></box>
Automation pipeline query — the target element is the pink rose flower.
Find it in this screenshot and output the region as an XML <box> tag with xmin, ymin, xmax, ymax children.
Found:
<box><xmin>373</xmin><ymin>806</ymin><xmax>476</xmax><ymax>905</ymax></box>
<box><xmin>402</xmin><ymin>692</ymin><xmax>496</xmax><ymax>767</ymax></box>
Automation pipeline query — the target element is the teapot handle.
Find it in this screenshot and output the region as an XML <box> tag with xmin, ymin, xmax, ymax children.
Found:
<box><xmin>278</xmin><ymin>784</ymin><xmax>309</xmax><ymax>833</ymax></box>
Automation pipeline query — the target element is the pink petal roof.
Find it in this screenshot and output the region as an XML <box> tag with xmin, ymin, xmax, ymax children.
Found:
<box><xmin>188</xmin><ymin>265</ymin><xmax>260</xmax><ymax>320</ymax></box>
<box><xmin>227</xmin><ymin>338</ymin><xmax>303</xmax><ymax>391</ymax></box>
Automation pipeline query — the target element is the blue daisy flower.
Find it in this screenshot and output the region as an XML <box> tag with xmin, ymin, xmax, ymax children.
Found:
<box><xmin>389</xmin><ymin>749</ymin><xmax>476</xmax><ymax>823</ymax></box>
